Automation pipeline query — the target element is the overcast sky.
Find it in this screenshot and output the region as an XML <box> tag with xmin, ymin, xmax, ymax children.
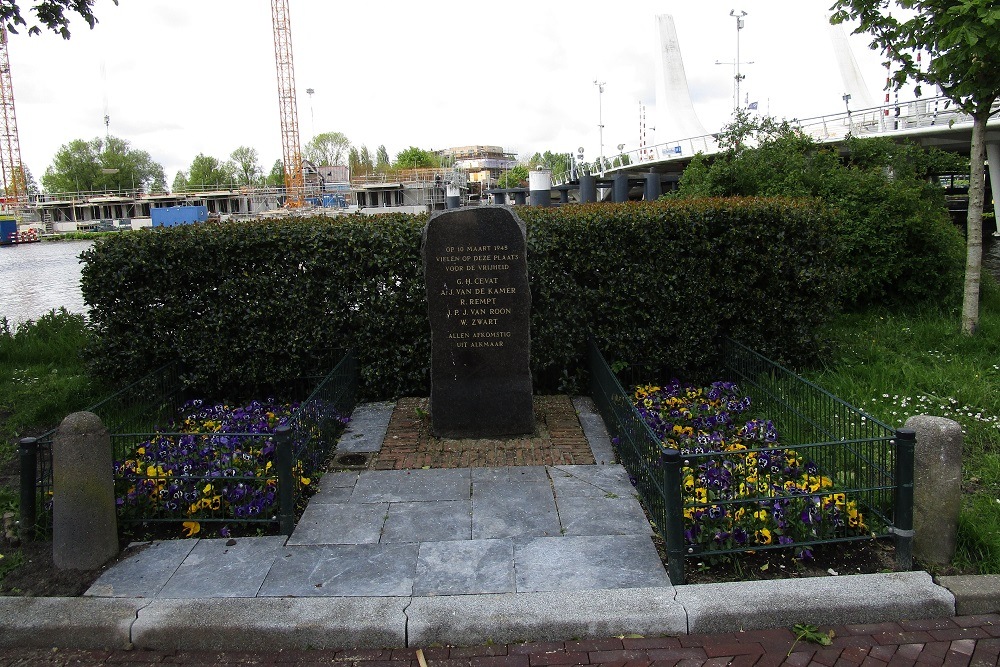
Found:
<box><xmin>8</xmin><ymin>0</ymin><xmax>896</xmax><ymax>187</ymax></box>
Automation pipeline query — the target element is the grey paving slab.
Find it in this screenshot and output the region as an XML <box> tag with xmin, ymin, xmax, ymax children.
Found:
<box><xmin>938</xmin><ymin>574</ymin><xmax>1000</xmax><ymax>615</ymax></box>
<box><xmin>131</xmin><ymin>597</ymin><xmax>409</xmax><ymax>651</ymax></box>
<box><xmin>259</xmin><ymin>543</ymin><xmax>418</xmax><ymax>597</ymax></box>
<box><xmin>555</xmin><ymin>494</ymin><xmax>653</xmax><ymax>536</ymax></box>
<box><xmin>321</xmin><ymin>470</ymin><xmax>362</xmax><ymax>488</ymax></box>
<box><xmin>156</xmin><ymin>536</ymin><xmax>287</xmax><ymax>599</ymax></box>
<box><xmin>549</xmin><ymin>464</ymin><xmax>636</xmax><ymax>498</ymax></box>
<box><xmin>514</xmin><ymin>534</ymin><xmax>671</xmax><ymax>592</ymax></box>
<box><xmin>336</xmin><ymin>401</ymin><xmax>394</xmax><ymax>453</ymax></box>
<box><xmin>413</xmin><ymin>539</ymin><xmax>515</xmax><ymax>596</ymax></box>
<box><xmin>472</xmin><ymin>479</ymin><xmax>561</xmax><ymax>539</ymax></box>
<box><xmin>85</xmin><ymin>539</ymin><xmax>197</xmax><ymax>598</ymax></box>
<box><xmin>471</xmin><ymin>465</ymin><xmax>549</xmax><ymax>485</ymax></box>
<box><xmin>573</xmin><ymin>396</ymin><xmax>618</xmax><ymax>464</ymax></box>
<box><xmin>306</xmin><ymin>483</ymin><xmax>355</xmax><ymax>504</ymax></box>
<box><xmin>287</xmin><ymin>501</ymin><xmax>388</xmax><ymax>545</ymax></box>
<box><xmin>352</xmin><ymin>468</ymin><xmax>471</xmax><ymax>502</ymax></box>
<box><xmin>381</xmin><ymin>499</ymin><xmax>472</xmax><ymax>543</ymax></box>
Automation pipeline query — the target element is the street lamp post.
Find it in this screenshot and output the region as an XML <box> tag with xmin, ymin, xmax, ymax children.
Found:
<box><xmin>594</xmin><ymin>79</ymin><xmax>605</xmax><ymax>169</ymax></box>
<box><xmin>715</xmin><ymin>10</ymin><xmax>752</xmax><ymax>115</ymax></box>
<box><xmin>305</xmin><ymin>87</ymin><xmax>315</xmax><ymax>138</ymax></box>
<box><xmin>842</xmin><ymin>93</ymin><xmax>853</xmax><ymax>134</ymax></box>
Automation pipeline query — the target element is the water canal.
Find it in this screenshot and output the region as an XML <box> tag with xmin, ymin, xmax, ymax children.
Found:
<box><xmin>2</xmin><ymin>235</ymin><xmax>1000</xmax><ymax>327</ymax></box>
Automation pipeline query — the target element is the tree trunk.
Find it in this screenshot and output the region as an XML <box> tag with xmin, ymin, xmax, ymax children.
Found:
<box><xmin>961</xmin><ymin>110</ymin><xmax>989</xmax><ymax>335</ymax></box>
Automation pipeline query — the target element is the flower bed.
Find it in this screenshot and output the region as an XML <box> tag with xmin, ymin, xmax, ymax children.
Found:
<box><xmin>115</xmin><ymin>398</ymin><xmax>330</xmax><ymax>537</ymax></box>
<box><xmin>631</xmin><ymin>380</ymin><xmax>869</xmax><ymax>561</ymax></box>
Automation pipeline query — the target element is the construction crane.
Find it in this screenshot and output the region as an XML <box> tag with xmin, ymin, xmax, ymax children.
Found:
<box><xmin>271</xmin><ymin>0</ymin><xmax>304</xmax><ymax>207</ymax></box>
<box><xmin>0</xmin><ymin>27</ymin><xmax>25</xmax><ymax>220</ymax></box>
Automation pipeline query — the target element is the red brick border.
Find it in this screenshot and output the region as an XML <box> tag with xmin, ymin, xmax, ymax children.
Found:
<box><xmin>372</xmin><ymin>396</ymin><xmax>595</xmax><ymax>470</ymax></box>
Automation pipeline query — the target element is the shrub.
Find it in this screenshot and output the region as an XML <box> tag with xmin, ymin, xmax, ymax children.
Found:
<box><xmin>82</xmin><ymin>199</ymin><xmax>838</xmax><ymax>399</ymax></box>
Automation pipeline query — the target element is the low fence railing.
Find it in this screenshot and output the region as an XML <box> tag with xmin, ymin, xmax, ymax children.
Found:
<box><xmin>587</xmin><ymin>335</ymin><xmax>914</xmax><ymax>584</ymax></box>
<box><xmin>20</xmin><ymin>351</ymin><xmax>357</xmax><ymax>537</ymax></box>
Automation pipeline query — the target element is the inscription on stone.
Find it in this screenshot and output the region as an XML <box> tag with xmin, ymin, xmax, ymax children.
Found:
<box><xmin>422</xmin><ymin>207</ymin><xmax>534</xmax><ymax>438</ymax></box>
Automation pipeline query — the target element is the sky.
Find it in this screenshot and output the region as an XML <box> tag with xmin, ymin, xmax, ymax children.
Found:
<box><xmin>7</xmin><ymin>0</ymin><xmax>897</xmax><ymax>188</ymax></box>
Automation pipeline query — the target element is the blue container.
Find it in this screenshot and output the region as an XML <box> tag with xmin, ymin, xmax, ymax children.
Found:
<box><xmin>0</xmin><ymin>219</ymin><xmax>16</xmax><ymax>245</ymax></box>
<box><xmin>151</xmin><ymin>205</ymin><xmax>209</xmax><ymax>227</ymax></box>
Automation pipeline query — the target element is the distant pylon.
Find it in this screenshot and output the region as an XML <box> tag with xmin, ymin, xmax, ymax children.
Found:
<box><xmin>0</xmin><ymin>27</ymin><xmax>25</xmax><ymax>218</ymax></box>
<box><xmin>271</xmin><ymin>0</ymin><xmax>304</xmax><ymax>207</ymax></box>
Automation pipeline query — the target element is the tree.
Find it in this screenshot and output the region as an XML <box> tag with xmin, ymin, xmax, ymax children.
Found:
<box><xmin>5</xmin><ymin>163</ymin><xmax>37</xmax><ymax>198</ymax></box>
<box><xmin>1</xmin><ymin>0</ymin><xmax>117</xmax><ymax>39</ymax></box>
<box><xmin>393</xmin><ymin>146</ymin><xmax>438</xmax><ymax>170</ymax></box>
<box><xmin>302</xmin><ymin>131</ymin><xmax>350</xmax><ymax>166</ymax></box>
<box><xmin>172</xmin><ymin>170</ymin><xmax>188</xmax><ymax>193</ymax></box>
<box><xmin>358</xmin><ymin>145</ymin><xmax>374</xmax><ymax>174</ymax></box>
<box><xmin>348</xmin><ymin>147</ymin><xmax>361</xmax><ymax>178</ymax></box>
<box><xmin>229</xmin><ymin>146</ymin><xmax>261</xmax><ymax>186</ymax></box>
<box><xmin>265</xmin><ymin>159</ymin><xmax>284</xmax><ymax>187</ymax></box>
<box><xmin>498</xmin><ymin>165</ymin><xmax>529</xmax><ymax>189</ymax></box>
<box><xmin>527</xmin><ymin>151</ymin><xmax>572</xmax><ymax>176</ymax></box>
<box><xmin>41</xmin><ymin>136</ymin><xmax>165</xmax><ymax>194</ymax></box>
<box><xmin>830</xmin><ymin>0</ymin><xmax>1000</xmax><ymax>335</ymax></box>
<box><xmin>376</xmin><ymin>145</ymin><xmax>390</xmax><ymax>172</ymax></box>
<box><xmin>185</xmin><ymin>153</ymin><xmax>234</xmax><ymax>190</ymax></box>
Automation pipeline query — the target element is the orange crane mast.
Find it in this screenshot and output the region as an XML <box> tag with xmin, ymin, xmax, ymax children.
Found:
<box><xmin>0</xmin><ymin>27</ymin><xmax>25</xmax><ymax>219</ymax></box>
<box><xmin>271</xmin><ymin>0</ymin><xmax>304</xmax><ymax>207</ymax></box>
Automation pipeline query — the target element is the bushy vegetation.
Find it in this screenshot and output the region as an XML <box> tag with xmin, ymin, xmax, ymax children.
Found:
<box><xmin>81</xmin><ymin>199</ymin><xmax>839</xmax><ymax>400</ymax></box>
<box><xmin>674</xmin><ymin>112</ymin><xmax>967</xmax><ymax>308</ymax></box>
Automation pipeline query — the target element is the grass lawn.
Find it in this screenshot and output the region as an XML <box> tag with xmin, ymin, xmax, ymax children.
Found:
<box><xmin>804</xmin><ymin>280</ymin><xmax>1000</xmax><ymax>573</ymax></box>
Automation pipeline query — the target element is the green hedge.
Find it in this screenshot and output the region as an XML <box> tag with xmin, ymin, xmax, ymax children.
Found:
<box><xmin>82</xmin><ymin>199</ymin><xmax>839</xmax><ymax>399</ymax></box>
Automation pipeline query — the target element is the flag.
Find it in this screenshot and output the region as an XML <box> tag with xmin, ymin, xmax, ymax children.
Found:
<box><xmin>748</xmin><ymin>101</ymin><xmax>759</xmax><ymax>110</ymax></box>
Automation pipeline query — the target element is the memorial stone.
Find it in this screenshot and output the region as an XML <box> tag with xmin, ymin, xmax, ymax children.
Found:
<box><xmin>905</xmin><ymin>414</ymin><xmax>963</xmax><ymax>565</ymax></box>
<box><xmin>422</xmin><ymin>207</ymin><xmax>534</xmax><ymax>438</ymax></box>
<box><xmin>52</xmin><ymin>411</ymin><xmax>119</xmax><ymax>570</ymax></box>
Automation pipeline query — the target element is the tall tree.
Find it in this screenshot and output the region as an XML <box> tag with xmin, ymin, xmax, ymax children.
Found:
<box><xmin>265</xmin><ymin>159</ymin><xmax>284</xmax><ymax>187</ymax></box>
<box><xmin>229</xmin><ymin>146</ymin><xmax>261</xmax><ymax>186</ymax></box>
<box><xmin>830</xmin><ymin>0</ymin><xmax>1000</xmax><ymax>335</ymax></box>
<box><xmin>348</xmin><ymin>146</ymin><xmax>361</xmax><ymax>178</ymax></box>
<box><xmin>498</xmin><ymin>165</ymin><xmax>529</xmax><ymax>189</ymax></box>
<box><xmin>1</xmin><ymin>0</ymin><xmax>118</xmax><ymax>38</ymax></box>
<box><xmin>376</xmin><ymin>145</ymin><xmax>390</xmax><ymax>172</ymax></box>
<box><xmin>172</xmin><ymin>170</ymin><xmax>188</xmax><ymax>193</ymax></box>
<box><xmin>393</xmin><ymin>146</ymin><xmax>438</xmax><ymax>170</ymax></box>
<box><xmin>185</xmin><ymin>153</ymin><xmax>234</xmax><ymax>190</ymax></box>
<box><xmin>358</xmin><ymin>145</ymin><xmax>374</xmax><ymax>174</ymax></box>
<box><xmin>302</xmin><ymin>131</ymin><xmax>350</xmax><ymax>166</ymax></box>
<box><xmin>527</xmin><ymin>151</ymin><xmax>572</xmax><ymax>176</ymax></box>
<box><xmin>41</xmin><ymin>136</ymin><xmax>164</xmax><ymax>193</ymax></box>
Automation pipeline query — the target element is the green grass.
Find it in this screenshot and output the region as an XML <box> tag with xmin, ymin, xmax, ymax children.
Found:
<box><xmin>804</xmin><ymin>279</ymin><xmax>1000</xmax><ymax>573</ymax></box>
<box><xmin>0</xmin><ymin>309</ymin><xmax>107</xmax><ymax>509</ymax></box>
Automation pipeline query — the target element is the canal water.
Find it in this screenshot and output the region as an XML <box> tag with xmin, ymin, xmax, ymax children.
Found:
<box><xmin>0</xmin><ymin>240</ymin><xmax>93</xmax><ymax>326</ymax></box>
<box><xmin>2</xmin><ymin>235</ymin><xmax>1000</xmax><ymax>328</ymax></box>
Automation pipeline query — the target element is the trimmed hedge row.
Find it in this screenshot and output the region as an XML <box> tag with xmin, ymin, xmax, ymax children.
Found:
<box><xmin>81</xmin><ymin>198</ymin><xmax>839</xmax><ymax>399</ymax></box>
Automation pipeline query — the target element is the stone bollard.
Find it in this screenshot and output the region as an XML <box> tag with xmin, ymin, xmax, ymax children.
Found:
<box><xmin>904</xmin><ymin>414</ymin><xmax>963</xmax><ymax>566</ymax></box>
<box><xmin>52</xmin><ymin>411</ymin><xmax>119</xmax><ymax>570</ymax></box>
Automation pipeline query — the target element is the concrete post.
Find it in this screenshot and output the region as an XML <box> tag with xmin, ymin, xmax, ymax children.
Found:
<box><xmin>52</xmin><ymin>411</ymin><xmax>119</xmax><ymax>570</ymax></box>
<box><xmin>613</xmin><ymin>173</ymin><xmax>629</xmax><ymax>202</ymax></box>
<box><xmin>904</xmin><ymin>415</ymin><xmax>963</xmax><ymax>565</ymax></box>
<box><xmin>579</xmin><ymin>175</ymin><xmax>596</xmax><ymax>203</ymax></box>
<box><xmin>493</xmin><ymin>191</ymin><xmax>506</xmax><ymax>205</ymax></box>
<box><xmin>528</xmin><ymin>169</ymin><xmax>552</xmax><ymax>207</ymax></box>
<box><xmin>513</xmin><ymin>190</ymin><xmax>527</xmax><ymax>206</ymax></box>
<box><xmin>644</xmin><ymin>171</ymin><xmax>662</xmax><ymax>201</ymax></box>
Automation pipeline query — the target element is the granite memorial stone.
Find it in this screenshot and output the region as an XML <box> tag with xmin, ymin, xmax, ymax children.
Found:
<box><xmin>422</xmin><ymin>207</ymin><xmax>534</xmax><ymax>438</ymax></box>
<box><xmin>905</xmin><ymin>414</ymin><xmax>963</xmax><ymax>565</ymax></box>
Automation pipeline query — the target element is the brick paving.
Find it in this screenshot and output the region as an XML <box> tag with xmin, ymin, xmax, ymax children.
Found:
<box><xmin>372</xmin><ymin>396</ymin><xmax>595</xmax><ymax>470</ymax></box>
<box><xmin>4</xmin><ymin>615</ymin><xmax>998</xmax><ymax>665</ymax></box>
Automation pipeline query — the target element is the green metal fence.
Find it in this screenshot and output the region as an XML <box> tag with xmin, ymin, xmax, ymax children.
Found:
<box><xmin>587</xmin><ymin>335</ymin><xmax>914</xmax><ymax>584</ymax></box>
<box><xmin>21</xmin><ymin>351</ymin><xmax>357</xmax><ymax>537</ymax></box>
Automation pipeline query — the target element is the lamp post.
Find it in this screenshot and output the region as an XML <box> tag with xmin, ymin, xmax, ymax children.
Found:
<box><xmin>715</xmin><ymin>10</ymin><xmax>751</xmax><ymax>115</ymax></box>
<box><xmin>594</xmin><ymin>79</ymin><xmax>606</xmax><ymax>169</ymax></box>
<box><xmin>305</xmin><ymin>87</ymin><xmax>315</xmax><ymax>139</ymax></box>
<box><xmin>842</xmin><ymin>93</ymin><xmax>853</xmax><ymax>134</ymax></box>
